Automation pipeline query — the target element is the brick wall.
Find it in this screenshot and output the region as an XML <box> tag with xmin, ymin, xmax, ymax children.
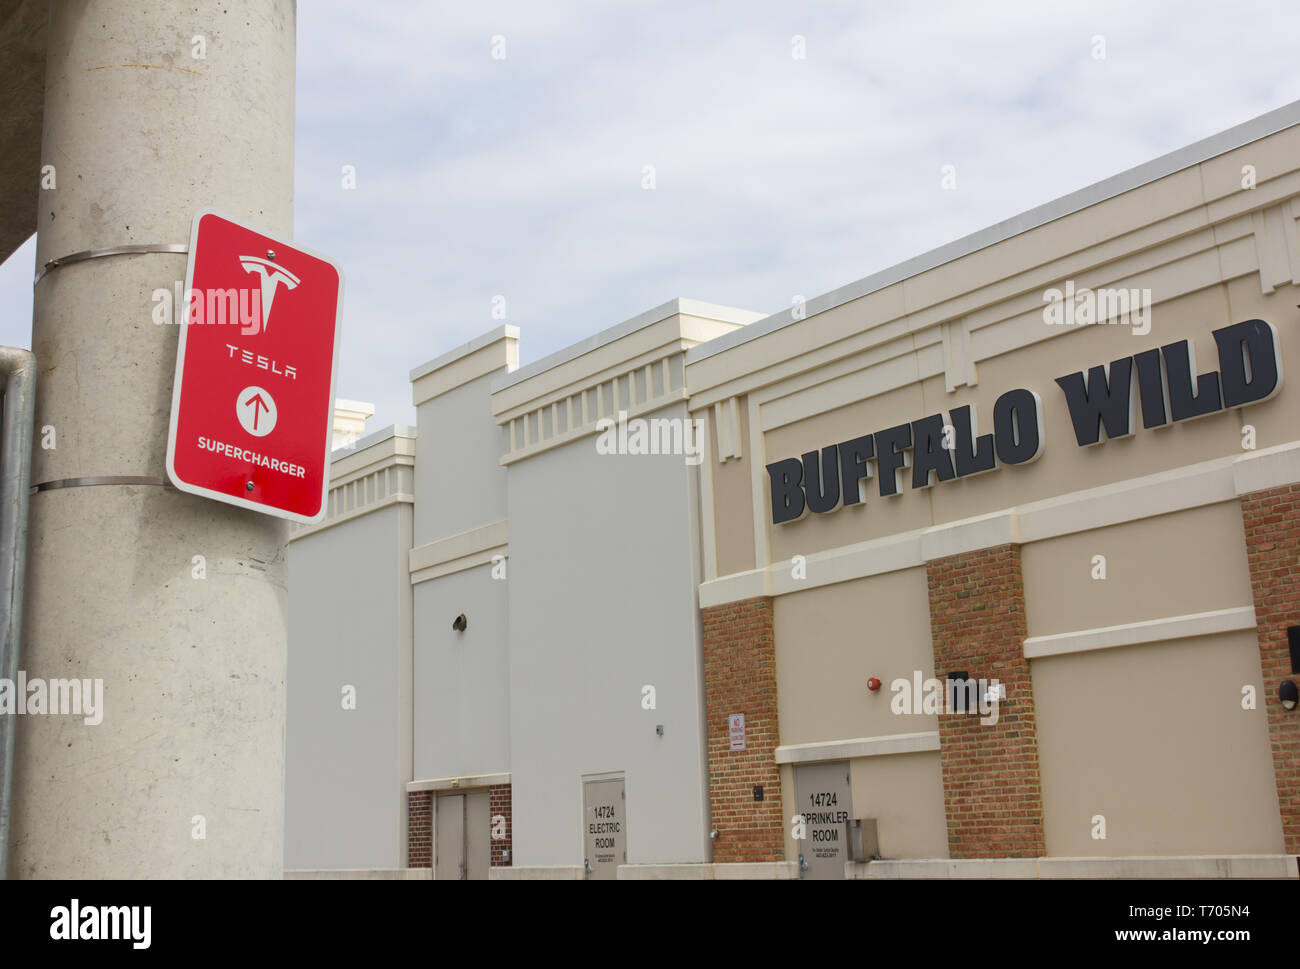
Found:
<box><xmin>407</xmin><ymin>790</ymin><xmax>432</xmax><ymax>867</ymax></box>
<box><xmin>926</xmin><ymin>544</ymin><xmax>1045</xmax><ymax>858</ymax></box>
<box><xmin>407</xmin><ymin>785</ymin><xmax>511</xmax><ymax>869</ymax></box>
<box><xmin>1241</xmin><ymin>484</ymin><xmax>1300</xmax><ymax>852</ymax></box>
<box><xmin>701</xmin><ymin>596</ymin><xmax>785</xmax><ymax>863</ymax></box>
<box><xmin>489</xmin><ymin>783</ymin><xmax>513</xmax><ymax>867</ymax></box>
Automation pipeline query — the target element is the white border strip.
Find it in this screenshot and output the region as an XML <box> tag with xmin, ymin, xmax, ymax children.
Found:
<box><xmin>492</xmin><ymin>298</ymin><xmax>762</xmax><ymax>394</ymax></box>
<box><xmin>698</xmin><ymin>415</ymin><xmax>718</xmax><ymax>581</ymax></box>
<box><xmin>409</xmin><ymin>521</ymin><xmax>508</xmax><ymax>578</ymax></box>
<box><xmin>410</xmin><ymin>325</ymin><xmax>520</xmax><ymax>382</ymax></box>
<box><xmin>617</xmin><ymin>862</ymin><xmax>799</xmax><ymax>880</ymax></box>
<box><xmin>410</xmin><ymin>544</ymin><xmax>508</xmax><ymax>584</ymax></box>
<box><xmin>747</xmin><ymin>394</ymin><xmax>769</xmax><ymax>569</ymax></box>
<box><xmin>851</xmin><ymin>855</ymin><xmax>1298</xmax><ymax>879</ymax></box>
<box><xmin>289</xmin><ymin>492</ymin><xmax>413</xmax><ymax>541</ymax></box>
<box><xmin>699</xmin><ymin>442</ymin><xmax>1300</xmax><ymax>608</ymax></box>
<box><xmin>774</xmin><ymin>731</ymin><xmax>940</xmax><ymax>765</ymax></box>
<box><xmin>1023</xmin><ymin>606</ymin><xmax>1257</xmax><ymax>660</ymax></box>
<box><xmin>406</xmin><ymin>772</ymin><xmax>510</xmax><ymax>793</ymax></box>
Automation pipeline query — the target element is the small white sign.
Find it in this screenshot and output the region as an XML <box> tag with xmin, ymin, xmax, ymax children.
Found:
<box><xmin>728</xmin><ymin>713</ymin><xmax>746</xmax><ymax>751</ymax></box>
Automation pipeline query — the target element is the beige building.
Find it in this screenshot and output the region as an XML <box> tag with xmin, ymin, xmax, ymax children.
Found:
<box><xmin>688</xmin><ymin>100</ymin><xmax>1300</xmax><ymax>877</ymax></box>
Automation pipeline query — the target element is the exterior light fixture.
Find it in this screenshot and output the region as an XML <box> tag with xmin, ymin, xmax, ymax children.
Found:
<box><xmin>1280</xmin><ymin>680</ymin><xmax>1298</xmax><ymax>711</ymax></box>
<box><xmin>452</xmin><ymin>614</ymin><xmax>468</xmax><ymax>632</ymax></box>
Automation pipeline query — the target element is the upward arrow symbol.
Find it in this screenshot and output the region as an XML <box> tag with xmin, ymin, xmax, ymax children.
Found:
<box><xmin>244</xmin><ymin>392</ymin><xmax>270</xmax><ymax>431</ymax></box>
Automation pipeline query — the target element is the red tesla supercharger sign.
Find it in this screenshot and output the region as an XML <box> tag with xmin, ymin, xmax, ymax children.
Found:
<box><xmin>166</xmin><ymin>209</ymin><xmax>343</xmax><ymax>523</ymax></box>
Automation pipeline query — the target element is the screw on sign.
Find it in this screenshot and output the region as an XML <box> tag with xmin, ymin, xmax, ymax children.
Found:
<box><xmin>165</xmin><ymin>209</ymin><xmax>344</xmax><ymax>523</ymax></box>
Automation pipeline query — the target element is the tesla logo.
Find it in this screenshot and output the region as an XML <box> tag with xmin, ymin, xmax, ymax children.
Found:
<box><xmin>239</xmin><ymin>254</ymin><xmax>300</xmax><ymax>335</ymax></box>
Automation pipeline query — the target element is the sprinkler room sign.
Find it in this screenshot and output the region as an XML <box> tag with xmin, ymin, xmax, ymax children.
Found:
<box><xmin>765</xmin><ymin>319</ymin><xmax>1282</xmax><ymax>525</ymax></box>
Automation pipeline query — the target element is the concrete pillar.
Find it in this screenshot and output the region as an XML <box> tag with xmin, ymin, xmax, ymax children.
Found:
<box><xmin>10</xmin><ymin>0</ymin><xmax>296</xmax><ymax>878</ymax></box>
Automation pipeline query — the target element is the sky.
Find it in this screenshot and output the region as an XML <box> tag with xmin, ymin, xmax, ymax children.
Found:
<box><xmin>3</xmin><ymin>0</ymin><xmax>1299</xmax><ymax>433</ymax></box>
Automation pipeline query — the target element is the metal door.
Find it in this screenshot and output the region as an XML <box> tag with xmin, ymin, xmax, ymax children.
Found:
<box><xmin>794</xmin><ymin>761</ymin><xmax>852</xmax><ymax>880</ymax></box>
<box><xmin>436</xmin><ymin>791</ymin><xmax>492</xmax><ymax>880</ymax></box>
<box><xmin>581</xmin><ymin>775</ymin><xmax>626</xmax><ymax>879</ymax></box>
<box><xmin>435</xmin><ymin>793</ymin><xmax>465</xmax><ymax>880</ymax></box>
<box><xmin>465</xmin><ymin>789</ymin><xmax>491</xmax><ymax>880</ymax></box>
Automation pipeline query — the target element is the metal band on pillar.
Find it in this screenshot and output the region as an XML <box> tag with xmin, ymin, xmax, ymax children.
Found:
<box><xmin>33</xmin><ymin>243</ymin><xmax>188</xmax><ymax>286</ymax></box>
<box><xmin>31</xmin><ymin>475</ymin><xmax>176</xmax><ymax>495</ymax></box>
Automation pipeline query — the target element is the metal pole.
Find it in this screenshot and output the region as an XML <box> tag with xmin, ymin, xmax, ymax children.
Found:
<box><xmin>0</xmin><ymin>346</ymin><xmax>36</xmax><ymax>879</ymax></box>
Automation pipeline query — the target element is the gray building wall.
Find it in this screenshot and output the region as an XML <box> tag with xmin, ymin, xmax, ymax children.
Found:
<box><xmin>413</xmin><ymin>563</ymin><xmax>511</xmax><ymax>779</ymax></box>
<box><xmin>285</xmin><ymin>500</ymin><xmax>413</xmax><ymax>869</ymax></box>
<box><xmin>414</xmin><ymin>372</ymin><xmax>509</xmax><ymax>546</ymax></box>
<box><xmin>411</xmin><ymin>355</ymin><xmax>513</xmax><ymax>784</ymax></box>
<box><xmin>506</xmin><ymin>399</ymin><xmax>711</xmax><ymax>867</ymax></box>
